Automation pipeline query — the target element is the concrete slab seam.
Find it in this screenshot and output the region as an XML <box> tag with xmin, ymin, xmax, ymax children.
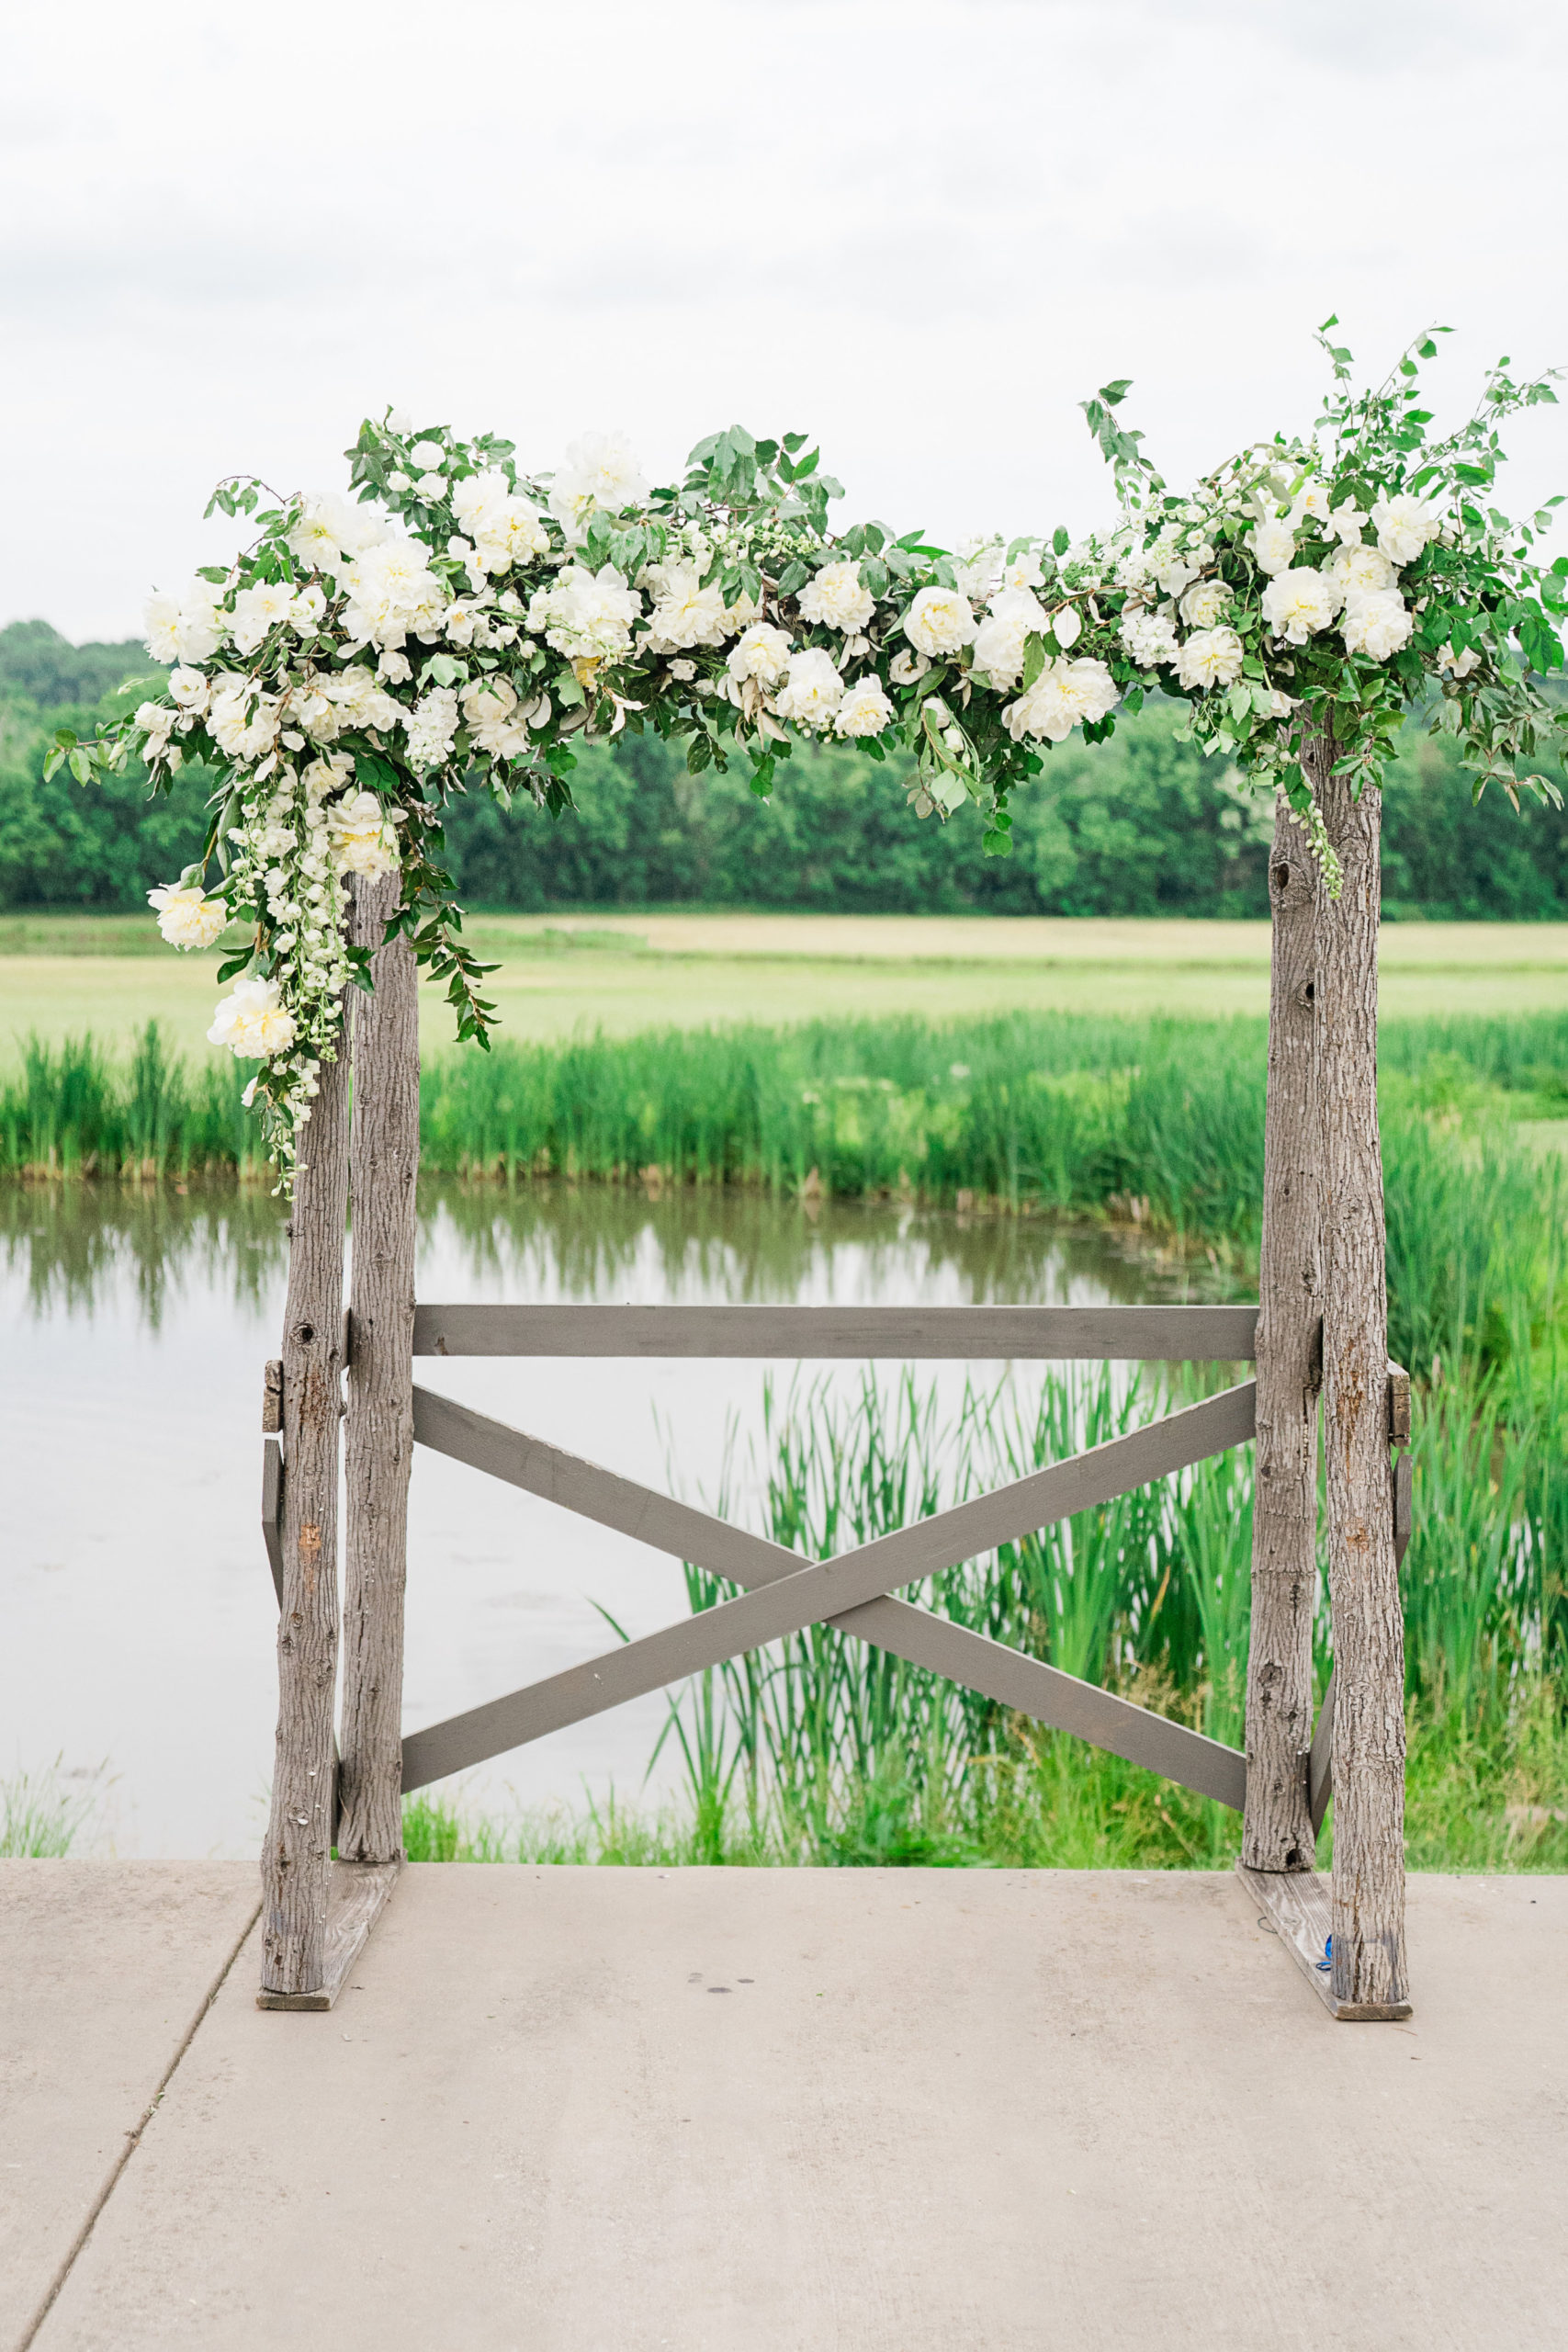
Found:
<box><xmin>12</xmin><ymin>1894</ymin><xmax>263</xmax><ymax>2352</ymax></box>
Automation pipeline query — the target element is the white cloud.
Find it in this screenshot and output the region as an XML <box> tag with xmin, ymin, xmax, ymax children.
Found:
<box><xmin>3</xmin><ymin>0</ymin><xmax>1562</xmax><ymax>639</ymax></box>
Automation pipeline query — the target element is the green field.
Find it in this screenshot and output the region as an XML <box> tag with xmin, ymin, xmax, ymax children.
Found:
<box><xmin>5</xmin><ymin>910</ymin><xmax>1568</xmax><ymax>1067</ymax></box>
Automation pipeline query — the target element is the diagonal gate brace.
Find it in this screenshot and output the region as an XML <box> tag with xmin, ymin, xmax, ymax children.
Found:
<box><xmin>402</xmin><ymin>1379</ymin><xmax>1257</xmax><ymax>1805</ymax></box>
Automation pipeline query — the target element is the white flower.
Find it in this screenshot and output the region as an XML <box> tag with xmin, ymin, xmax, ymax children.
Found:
<box><xmin>148</xmin><ymin>882</ymin><xmax>227</xmax><ymax>949</ymax></box>
<box><xmin>972</xmin><ymin>589</ymin><xmax>1047</xmax><ymax>689</ymax></box>
<box><xmin>1148</xmin><ymin>534</ymin><xmax>1204</xmax><ymax>596</ymax></box>
<box><xmin>143</xmin><ymin>592</ymin><xmax>182</xmax><ymax>664</ymax></box>
<box><xmin>1120</xmin><ymin>609</ymin><xmax>1179</xmax><ymax>669</ymax></box>
<box><xmin>834</xmin><ymin>678</ymin><xmax>896</xmax><ymax>737</ymax></box>
<box><xmin>1114</xmin><ymin>547</ymin><xmax>1153</xmax><ymax>593</ymax></box>
<box><xmin>208</xmin><ymin>976</ymin><xmax>297</xmax><ymax>1059</ymax></box>
<box><xmin>377</xmin><ymin>649</ymin><xmax>412</xmax><ymax>685</ymax></box>
<box><xmin>1049</xmin><ymin>605</ymin><xmax>1082</xmax><ymax>649</ymax></box>
<box><xmin>230</xmin><ymin>580</ymin><xmax>299</xmax><ymax>655</ymax></box>
<box><xmin>1000</xmin><ymin>548</ymin><xmax>1046</xmax><ymax>594</ymax></box>
<box><xmin>798</xmin><ymin>560</ymin><xmax>875</xmax><ymax>633</ymax></box>
<box><xmin>888</xmin><ymin>648</ymin><xmax>931</xmax><ymax>684</ymax></box>
<box><xmin>389</xmin><ymin>471</ymin><xmax>412</xmax><ymax>493</ymax></box>
<box><xmin>144</xmin><ymin>579</ymin><xmax>224</xmax><ymax>664</ymax></box>
<box><xmin>287</xmin><ymin>492</ymin><xmax>382</xmax><ymax>575</ymax></box>
<box><xmin>208</xmin><ymin>680</ymin><xmax>282</xmax><ymax>762</ymax></box>
<box><xmin>414</xmin><ymin>472</ymin><xmax>446</xmax><ymax>501</ymax></box>
<box><xmin>1326</xmin><ymin>541</ymin><xmax>1396</xmax><ymax>599</ymax></box>
<box><xmin>1327</xmin><ymin>501</ymin><xmax>1370</xmax><ymax>546</ymax></box>
<box><xmin>1175</xmin><ymin>627</ymin><xmax>1246</xmax><ymax>690</ymax></box>
<box><xmin>526</xmin><ymin>563</ymin><xmax>641</xmax><ymax>663</ymax></box>
<box><xmin>953</xmin><ymin>539</ymin><xmax>1003</xmax><ymax>603</ymax></box>
<box><xmin>1003</xmin><ymin>656</ymin><xmax>1118</xmax><ymax>743</ymax></box>
<box><xmin>645</xmin><ymin>561</ymin><xmax>730</xmax><ymax>650</ymax></box>
<box><xmin>1437</xmin><ymin>640</ymin><xmax>1483</xmax><ymax>680</ymax></box>
<box><xmin>668</xmin><ymin>659</ymin><xmax>696</xmax><ymax>682</ymax></box>
<box><xmin>773</xmin><ymin>647</ymin><xmax>844</xmax><ymax>730</ymax></box>
<box><xmin>1247</xmin><ymin>518</ymin><xmax>1298</xmax><ymax>576</ymax></box>
<box><xmin>461</xmin><ymin>675</ymin><xmax>536</xmax><ymax>757</ymax></box>
<box><xmin>1371</xmin><ymin>492</ymin><xmax>1443</xmax><ymax>568</ymax></box>
<box><xmin>1179</xmin><ymin>577</ymin><xmax>1233</xmax><ymax>628</ymax></box>
<box><xmin>167</xmin><ymin>665</ymin><xmax>209</xmax><ymax>712</ymax></box>
<box><xmin>1288</xmin><ymin>481</ymin><xmax>1334</xmax><ymax>527</ymax></box>
<box><xmin>905</xmin><ymin>583</ymin><xmax>975</xmax><ymax>658</ymax></box>
<box><xmin>402</xmin><ymin>684</ymin><xmax>460</xmax><ymax>770</ymax></box>
<box><xmin>548</xmin><ymin>431</ymin><xmax>649</xmax><ymax>541</ymax></box>
<box><xmin>1340</xmin><ymin>589</ymin><xmax>1413</xmax><ymax>662</ymax></box>
<box><xmin>451</xmin><ymin>471</ymin><xmax>552</xmax><ymax>575</ymax></box>
<box><xmin>327</xmin><ymin>788</ymin><xmax>404</xmax><ymax>878</ymax></box>
<box><xmin>328</xmin><ymin>666</ymin><xmax>403</xmax><ymax>732</ymax></box>
<box><xmin>302</xmin><ymin>752</ymin><xmax>355</xmax><ymax>802</ymax></box>
<box><xmin>410</xmin><ymin>440</ymin><xmax>445</xmax><ymax>470</ymax></box>
<box><xmin>1260</xmin><ymin>567</ymin><xmax>1341</xmax><ymax>645</ymax></box>
<box><xmin>135</xmin><ymin>700</ymin><xmax>178</xmax><ymax>759</ymax></box>
<box><xmin>340</xmin><ymin>536</ymin><xmax>448</xmax><ymax>650</ymax></box>
<box><xmin>726</xmin><ymin>621</ymin><xmax>795</xmax><ymax>686</ymax></box>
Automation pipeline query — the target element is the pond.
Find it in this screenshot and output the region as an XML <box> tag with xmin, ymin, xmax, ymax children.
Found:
<box><xmin>2</xmin><ymin>1181</ymin><xmax>1241</xmax><ymax>1856</ymax></box>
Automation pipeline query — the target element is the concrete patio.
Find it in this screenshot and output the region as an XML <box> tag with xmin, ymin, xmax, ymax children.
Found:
<box><xmin>5</xmin><ymin>1861</ymin><xmax>1564</xmax><ymax>2350</ymax></box>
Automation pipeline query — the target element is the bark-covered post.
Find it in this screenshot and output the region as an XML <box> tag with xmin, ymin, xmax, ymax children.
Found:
<box><xmin>1243</xmin><ymin>783</ymin><xmax>1323</xmax><ymax>1872</ymax></box>
<box><xmin>259</xmin><ymin>1035</ymin><xmax>352</xmax><ymax>1996</ymax></box>
<box><xmin>1318</xmin><ymin>767</ymin><xmax>1407</xmax><ymax>2008</ymax></box>
<box><xmin>337</xmin><ymin>873</ymin><xmax>420</xmax><ymax>1862</ymax></box>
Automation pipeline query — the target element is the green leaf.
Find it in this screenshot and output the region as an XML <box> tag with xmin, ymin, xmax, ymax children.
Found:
<box><xmin>1053</xmin><ymin>527</ymin><xmax>1070</xmax><ymax>558</ymax></box>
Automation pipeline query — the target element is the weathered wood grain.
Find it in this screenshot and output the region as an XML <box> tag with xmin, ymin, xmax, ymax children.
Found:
<box><xmin>258</xmin><ymin>1025</ymin><xmax>352</xmax><ymax>2000</ymax></box>
<box><xmin>338</xmin><ymin>873</ymin><xmax>419</xmax><ymax>1865</ymax></box>
<box><xmin>261</xmin><ymin>1437</ymin><xmax>284</xmax><ymax>1609</ymax></box>
<box><xmin>402</xmin><ymin>1379</ymin><xmax>1256</xmax><ymax>1795</ymax></box>
<box><xmin>1244</xmin><ymin>790</ymin><xmax>1322</xmax><ymax>1873</ymax></box>
<box><xmin>254</xmin><ymin>1861</ymin><xmax>400</xmax><ymax>2012</ymax></box>
<box><xmin>412</xmin><ymin>1302</ymin><xmax>1260</xmax><ymax>1363</ymax></box>
<box><xmin>1236</xmin><ymin>1862</ymin><xmax>1412</xmax><ymax>2021</ymax></box>
<box><xmin>1308</xmin><ymin>1668</ymin><xmax>1336</xmax><ymax>1836</ymax></box>
<box><xmin>1318</xmin><ymin>770</ymin><xmax>1407</xmax><ymax>2012</ymax></box>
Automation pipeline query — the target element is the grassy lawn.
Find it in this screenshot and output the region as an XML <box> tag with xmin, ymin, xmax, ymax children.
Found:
<box><xmin>4</xmin><ymin>910</ymin><xmax>1568</xmax><ymax>1064</ymax></box>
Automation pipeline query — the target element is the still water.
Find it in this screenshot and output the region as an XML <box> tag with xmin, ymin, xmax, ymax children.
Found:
<box><xmin>3</xmin><ymin>1181</ymin><xmax>1228</xmax><ymax>1856</ymax></box>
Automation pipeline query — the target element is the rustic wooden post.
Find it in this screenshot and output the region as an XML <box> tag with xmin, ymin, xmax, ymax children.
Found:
<box><xmin>258</xmin><ymin>1028</ymin><xmax>352</xmax><ymax>1996</ymax></box>
<box><xmin>1317</xmin><ymin>765</ymin><xmax>1407</xmax><ymax>2009</ymax></box>
<box><xmin>337</xmin><ymin>871</ymin><xmax>420</xmax><ymax>1862</ymax></box>
<box><xmin>1242</xmin><ymin>785</ymin><xmax>1323</xmax><ymax>1872</ymax></box>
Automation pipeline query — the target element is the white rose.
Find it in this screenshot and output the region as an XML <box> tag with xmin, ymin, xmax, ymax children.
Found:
<box><xmin>797</xmin><ymin>560</ymin><xmax>875</xmax><ymax>633</ymax></box>
<box><xmin>288</xmin><ymin>492</ymin><xmax>382</xmax><ymax>574</ymax></box>
<box><xmin>1120</xmin><ymin>609</ymin><xmax>1179</xmax><ymax>669</ymax></box>
<box><xmin>773</xmin><ymin>647</ymin><xmax>844</xmax><ymax>730</ymax></box>
<box><xmin>1327</xmin><ymin>501</ymin><xmax>1370</xmax><ymax>546</ymax></box>
<box><xmin>905</xmin><ymin>583</ymin><xmax>975</xmax><ymax>658</ymax></box>
<box><xmin>410</xmin><ymin>441</ymin><xmax>445</xmax><ymax>470</ymax></box>
<box><xmin>1003</xmin><ymin>656</ymin><xmax>1118</xmax><ymax>744</ymax></box>
<box><xmin>143</xmin><ymin>592</ymin><xmax>182</xmax><ymax>664</ymax></box>
<box><xmin>208</xmin><ymin>976</ymin><xmax>297</xmax><ymax>1059</ymax></box>
<box><xmin>833</xmin><ymin>678</ymin><xmax>896</xmax><ymax>737</ymax></box>
<box><xmin>167</xmin><ymin>666</ymin><xmax>209</xmax><ymax>711</ymax></box>
<box><xmin>527</xmin><ymin>562</ymin><xmax>641</xmax><ymax>663</ymax></box>
<box><xmin>726</xmin><ymin>621</ymin><xmax>794</xmax><ymax>686</ymax></box>
<box><xmin>148</xmin><ymin>882</ymin><xmax>227</xmax><ymax>949</ymax></box>
<box><xmin>1260</xmin><ymin>567</ymin><xmax>1341</xmax><ymax>645</ymax></box>
<box><xmin>1327</xmin><ymin>541</ymin><xmax>1396</xmax><ymax>599</ymax></box>
<box><xmin>327</xmin><ymin>788</ymin><xmax>404</xmax><ymax>877</ymax></box>
<box><xmin>386</xmin><ymin>409</ymin><xmax>415</xmax><ymax>435</ymax></box>
<box><xmin>972</xmin><ymin>588</ymin><xmax>1047</xmax><ymax>688</ymax></box>
<box><xmin>230</xmin><ymin>580</ymin><xmax>299</xmax><ymax>655</ymax></box>
<box><xmin>1340</xmin><ymin>589</ymin><xmax>1413</xmax><ymax>662</ymax></box>
<box><xmin>1247</xmin><ymin>518</ymin><xmax>1298</xmax><ymax>576</ymax></box>
<box><xmin>547</xmin><ymin>431</ymin><xmax>649</xmax><ymax>541</ymax></box>
<box><xmin>414</xmin><ymin>473</ymin><xmax>447</xmax><ymax>501</ymax></box>
<box><xmin>388</xmin><ymin>471</ymin><xmax>412</xmax><ymax>493</ymax></box>
<box><xmin>1371</xmin><ymin>492</ymin><xmax>1442</xmax><ymax>568</ymax></box>
<box><xmin>1179</xmin><ymin>577</ymin><xmax>1233</xmax><ymax>628</ymax></box>
<box><xmin>1175</xmin><ymin>627</ymin><xmax>1246</xmax><ymax>690</ymax></box>
<box><xmin>135</xmin><ymin>700</ymin><xmax>177</xmax><ymax>758</ymax></box>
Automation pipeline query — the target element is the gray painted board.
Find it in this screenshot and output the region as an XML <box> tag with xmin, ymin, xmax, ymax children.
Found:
<box><xmin>254</xmin><ymin>1861</ymin><xmax>400</xmax><ymax>2012</ymax></box>
<box><xmin>412</xmin><ymin>1303</ymin><xmax>1259</xmax><ymax>1363</ymax></box>
<box><xmin>402</xmin><ymin>1380</ymin><xmax>1255</xmax><ymax>1799</ymax></box>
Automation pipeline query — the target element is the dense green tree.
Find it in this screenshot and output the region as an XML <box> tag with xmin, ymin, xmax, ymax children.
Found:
<box><xmin>2</xmin><ymin>617</ymin><xmax>1564</xmax><ymax>921</ymax></box>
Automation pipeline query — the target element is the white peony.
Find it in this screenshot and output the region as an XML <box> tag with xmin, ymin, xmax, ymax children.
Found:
<box><xmin>1260</xmin><ymin>567</ymin><xmax>1340</xmax><ymax>645</ymax></box>
<box><xmin>1326</xmin><ymin>541</ymin><xmax>1396</xmax><ymax>599</ymax></box>
<box><xmin>287</xmin><ymin>492</ymin><xmax>382</xmax><ymax>574</ymax></box>
<box><xmin>726</xmin><ymin>621</ymin><xmax>795</xmax><ymax>686</ymax></box>
<box><xmin>451</xmin><ymin>470</ymin><xmax>551</xmax><ymax>574</ymax></box>
<box><xmin>148</xmin><ymin>882</ymin><xmax>227</xmax><ymax>949</ymax></box>
<box><xmin>798</xmin><ymin>560</ymin><xmax>875</xmax><ymax>633</ymax></box>
<box><xmin>1175</xmin><ymin>627</ymin><xmax>1246</xmax><ymax>690</ymax></box>
<box><xmin>327</xmin><ymin>666</ymin><xmax>403</xmax><ymax>733</ymax></box>
<box><xmin>461</xmin><ymin>675</ymin><xmax>539</xmax><ymax>758</ymax></box>
<box><xmin>341</xmin><ymin>537</ymin><xmax>448</xmax><ymax>650</ymax></box>
<box><xmin>145</xmin><ymin>579</ymin><xmax>224</xmax><ymax>664</ymax></box>
<box><xmin>1003</xmin><ymin>656</ymin><xmax>1118</xmax><ymax>744</ymax></box>
<box><xmin>904</xmin><ymin>583</ymin><xmax>975</xmax><ymax>658</ymax></box>
<box><xmin>548</xmin><ymin>432</ymin><xmax>650</xmax><ymax>541</ymax></box>
<box><xmin>833</xmin><ymin>677</ymin><xmax>896</xmax><ymax>737</ymax></box>
<box><xmin>208</xmin><ymin>680</ymin><xmax>282</xmax><ymax>763</ymax></box>
<box><xmin>1120</xmin><ymin>609</ymin><xmax>1179</xmax><ymax>669</ymax></box>
<box><xmin>167</xmin><ymin>666</ymin><xmax>209</xmax><ymax>712</ymax></box>
<box><xmin>645</xmin><ymin>561</ymin><xmax>730</xmax><ymax>651</ymax></box>
<box><xmin>1371</xmin><ymin>492</ymin><xmax>1443</xmax><ymax>568</ymax></box>
<box><xmin>1179</xmin><ymin>577</ymin><xmax>1233</xmax><ymax>628</ymax></box>
<box><xmin>230</xmin><ymin>580</ymin><xmax>299</xmax><ymax>655</ymax></box>
<box><xmin>1339</xmin><ymin>589</ymin><xmax>1413</xmax><ymax>662</ymax></box>
<box><xmin>773</xmin><ymin>647</ymin><xmax>844</xmax><ymax>730</ymax></box>
<box><xmin>327</xmin><ymin>789</ymin><xmax>404</xmax><ymax>877</ymax></box>
<box><xmin>301</xmin><ymin>752</ymin><xmax>355</xmax><ymax>802</ymax></box>
<box><xmin>972</xmin><ymin>588</ymin><xmax>1048</xmax><ymax>688</ymax></box>
<box><xmin>526</xmin><ymin>563</ymin><xmax>641</xmax><ymax>664</ymax></box>
<box><xmin>1247</xmin><ymin>518</ymin><xmax>1298</xmax><ymax>576</ymax></box>
<box><xmin>208</xmin><ymin>976</ymin><xmax>297</xmax><ymax>1059</ymax></box>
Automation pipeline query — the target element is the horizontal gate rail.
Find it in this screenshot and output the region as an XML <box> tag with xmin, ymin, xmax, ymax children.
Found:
<box><xmin>402</xmin><ymin>1377</ymin><xmax>1256</xmax><ymax>1801</ymax></box>
<box><xmin>412</xmin><ymin>1302</ymin><xmax>1260</xmax><ymax>1362</ymax></box>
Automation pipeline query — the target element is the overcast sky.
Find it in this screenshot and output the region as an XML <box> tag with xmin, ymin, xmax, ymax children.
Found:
<box><xmin>6</xmin><ymin>0</ymin><xmax>1565</xmax><ymax>643</ymax></box>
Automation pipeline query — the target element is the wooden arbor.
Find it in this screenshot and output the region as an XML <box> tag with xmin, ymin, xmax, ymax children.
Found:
<box><xmin>255</xmin><ymin>797</ymin><xmax>1413</xmax><ymax>2020</ymax></box>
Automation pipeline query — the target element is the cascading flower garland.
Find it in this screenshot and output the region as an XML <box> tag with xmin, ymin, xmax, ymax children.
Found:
<box><xmin>54</xmin><ymin>321</ymin><xmax>1565</xmax><ymax>1183</ymax></box>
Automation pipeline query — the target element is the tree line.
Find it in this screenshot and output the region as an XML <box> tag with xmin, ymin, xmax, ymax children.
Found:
<box><xmin>3</xmin><ymin>617</ymin><xmax>1565</xmax><ymax>921</ymax></box>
